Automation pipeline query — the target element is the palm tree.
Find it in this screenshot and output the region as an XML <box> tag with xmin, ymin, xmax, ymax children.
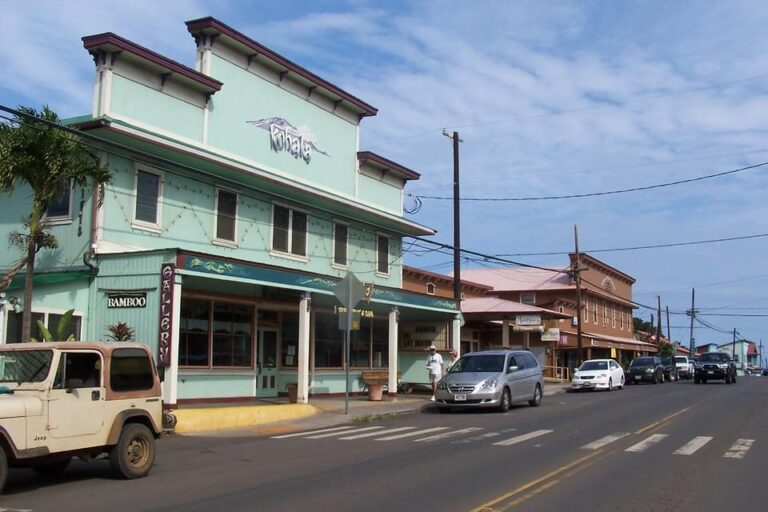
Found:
<box><xmin>0</xmin><ymin>106</ymin><xmax>111</xmax><ymax>341</ymax></box>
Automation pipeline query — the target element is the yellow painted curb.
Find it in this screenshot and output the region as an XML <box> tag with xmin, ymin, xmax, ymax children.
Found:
<box><xmin>173</xmin><ymin>404</ymin><xmax>317</xmax><ymax>434</ymax></box>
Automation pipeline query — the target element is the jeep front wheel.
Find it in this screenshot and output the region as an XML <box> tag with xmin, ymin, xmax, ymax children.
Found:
<box><xmin>110</xmin><ymin>423</ymin><xmax>156</xmax><ymax>479</ymax></box>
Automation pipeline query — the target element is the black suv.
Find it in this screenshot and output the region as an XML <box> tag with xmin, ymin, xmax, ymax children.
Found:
<box><xmin>659</xmin><ymin>355</ymin><xmax>679</xmax><ymax>382</ymax></box>
<box><xmin>626</xmin><ymin>356</ymin><xmax>665</xmax><ymax>384</ymax></box>
<box><xmin>694</xmin><ymin>352</ymin><xmax>737</xmax><ymax>384</ymax></box>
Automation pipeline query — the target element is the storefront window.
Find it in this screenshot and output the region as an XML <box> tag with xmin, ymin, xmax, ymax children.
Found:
<box><xmin>371</xmin><ymin>317</ymin><xmax>388</xmax><ymax>368</ymax></box>
<box><xmin>180</xmin><ymin>299</ymin><xmax>210</xmax><ymax>367</ymax></box>
<box><xmin>281</xmin><ymin>312</ymin><xmax>299</xmax><ymax>367</ymax></box>
<box><xmin>6</xmin><ymin>311</ymin><xmax>80</xmax><ymax>343</ymax></box>
<box><xmin>180</xmin><ymin>298</ymin><xmax>254</xmax><ymax>368</ymax></box>
<box><xmin>212</xmin><ymin>303</ymin><xmax>253</xmax><ymax>367</ymax></box>
<box><xmin>314</xmin><ymin>313</ymin><xmax>342</xmax><ymax>368</ymax></box>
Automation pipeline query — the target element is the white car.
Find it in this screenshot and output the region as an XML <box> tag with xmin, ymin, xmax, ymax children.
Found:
<box><xmin>571</xmin><ymin>359</ymin><xmax>625</xmax><ymax>391</ymax></box>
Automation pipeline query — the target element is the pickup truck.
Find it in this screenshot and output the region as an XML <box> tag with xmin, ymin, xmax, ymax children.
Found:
<box><xmin>674</xmin><ymin>356</ymin><xmax>694</xmax><ymax>380</ymax></box>
<box><xmin>0</xmin><ymin>342</ymin><xmax>164</xmax><ymax>493</ymax></box>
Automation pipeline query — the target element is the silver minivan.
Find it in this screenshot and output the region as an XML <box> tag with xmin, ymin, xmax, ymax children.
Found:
<box><xmin>434</xmin><ymin>349</ymin><xmax>544</xmax><ymax>413</ymax></box>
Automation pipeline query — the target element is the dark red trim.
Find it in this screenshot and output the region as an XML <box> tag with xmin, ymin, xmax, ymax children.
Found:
<box><xmin>82</xmin><ymin>32</ymin><xmax>223</xmax><ymax>92</ymax></box>
<box><xmin>185</xmin><ymin>17</ymin><xmax>377</xmax><ymax>117</ymax></box>
<box><xmin>358</xmin><ymin>151</ymin><xmax>421</xmax><ymax>181</ymax></box>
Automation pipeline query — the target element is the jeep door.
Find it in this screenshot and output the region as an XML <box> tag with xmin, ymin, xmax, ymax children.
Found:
<box><xmin>47</xmin><ymin>351</ymin><xmax>106</xmax><ymax>440</ymax></box>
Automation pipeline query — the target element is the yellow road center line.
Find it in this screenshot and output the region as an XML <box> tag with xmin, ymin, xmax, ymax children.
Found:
<box><xmin>470</xmin><ymin>450</ymin><xmax>603</xmax><ymax>512</ymax></box>
<box><xmin>634</xmin><ymin>405</ymin><xmax>693</xmax><ymax>435</ymax></box>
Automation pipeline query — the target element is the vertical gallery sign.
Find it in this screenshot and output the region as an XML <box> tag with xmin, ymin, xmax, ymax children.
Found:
<box><xmin>158</xmin><ymin>263</ymin><xmax>175</xmax><ymax>367</ymax></box>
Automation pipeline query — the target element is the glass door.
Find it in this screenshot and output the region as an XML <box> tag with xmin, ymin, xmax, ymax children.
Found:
<box><xmin>257</xmin><ymin>329</ymin><xmax>278</xmax><ymax>397</ymax></box>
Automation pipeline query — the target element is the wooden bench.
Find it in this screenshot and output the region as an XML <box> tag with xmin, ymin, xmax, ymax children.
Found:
<box><xmin>361</xmin><ymin>370</ymin><xmax>401</xmax><ymax>386</ymax></box>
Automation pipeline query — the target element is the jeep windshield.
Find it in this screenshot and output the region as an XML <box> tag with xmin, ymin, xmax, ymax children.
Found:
<box><xmin>630</xmin><ymin>357</ymin><xmax>654</xmax><ymax>367</ymax></box>
<box><xmin>0</xmin><ymin>349</ymin><xmax>54</xmax><ymax>383</ymax></box>
<box><xmin>449</xmin><ymin>354</ymin><xmax>506</xmax><ymax>373</ymax></box>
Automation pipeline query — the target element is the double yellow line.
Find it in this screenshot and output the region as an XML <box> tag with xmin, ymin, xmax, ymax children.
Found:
<box><xmin>472</xmin><ymin>405</ymin><xmax>694</xmax><ymax>511</ymax></box>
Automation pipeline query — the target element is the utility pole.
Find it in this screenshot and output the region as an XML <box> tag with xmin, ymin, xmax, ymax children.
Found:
<box><xmin>732</xmin><ymin>328</ymin><xmax>737</xmax><ymax>370</ymax></box>
<box><xmin>443</xmin><ymin>130</ymin><xmax>462</xmax><ymax>303</ymax></box>
<box><xmin>573</xmin><ymin>225</ymin><xmax>584</xmax><ymax>364</ymax></box>
<box><xmin>656</xmin><ymin>296</ymin><xmax>663</xmax><ymax>350</ymax></box>
<box><xmin>688</xmin><ymin>288</ymin><xmax>696</xmax><ymax>356</ymax></box>
<box><xmin>666</xmin><ymin>305</ymin><xmax>671</xmax><ymax>341</ymax></box>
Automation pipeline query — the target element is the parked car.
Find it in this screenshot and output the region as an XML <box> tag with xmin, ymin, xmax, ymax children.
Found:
<box><xmin>694</xmin><ymin>352</ymin><xmax>737</xmax><ymax>384</ymax></box>
<box><xmin>435</xmin><ymin>349</ymin><xmax>543</xmax><ymax>413</ymax></box>
<box><xmin>0</xmin><ymin>342</ymin><xmax>165</xmax><ymax>494</ymax></box>
<box><xmin>659</xmin><ymin>356</ymin><xmax>679</xmax><ymax>382</ymax></box>
<box><xmin>571</xmin><ymin>359</ymin><xmax>625</xmax><ymax>391</ymax></box>
<box><xmin>763</xmin><ymin>368</ymin><xmax>768</xmax><ymax>377</ymax></box>
<box><xmin>626</xmin><ymin>356</ymin><xmax>664</xmax><ymax>384</ymax></box>
<box><xmin>674</xmin><ymin>356</ymin><xmax>694</xmax><ymax>380</ymax></box>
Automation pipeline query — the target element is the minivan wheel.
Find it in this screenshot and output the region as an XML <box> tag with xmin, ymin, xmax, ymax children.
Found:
<box><xmin>498</xmin><ymin>388</ymin><xmax>511</xmax><ymax>413</ymax></box>
<box><xmin>529</xmin><ymin>384</ymin><xmax>542</xmax><ymax>407</ymax></box>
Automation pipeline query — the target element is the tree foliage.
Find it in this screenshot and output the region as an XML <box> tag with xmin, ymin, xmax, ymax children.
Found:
<box><xmin>0</xmin><ymin>106</ymin><xmax>112</xmax><ymax>341</ymax></box>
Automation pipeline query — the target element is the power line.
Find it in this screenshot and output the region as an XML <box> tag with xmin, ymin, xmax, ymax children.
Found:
<box><xmin>495</xmin><ymin>232</ymin><xmax>768</xmax><ymax>257</ymax></box>
<box><xmin>412</xmin><ymin>160</ymin><xmax>768</xmax><ymax>202</ymax></box>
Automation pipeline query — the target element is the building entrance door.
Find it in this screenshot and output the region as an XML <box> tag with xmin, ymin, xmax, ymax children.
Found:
<box><xmin>257</xmin><ymin>329</ymin><xmax>278</xmax><ymax>397</ymax></box>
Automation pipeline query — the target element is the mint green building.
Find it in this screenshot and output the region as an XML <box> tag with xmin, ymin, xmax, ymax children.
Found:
<box><xmin>0</xmin><ymin>18</ymin><xmax>460</xmax><ymax>406</ymax></box>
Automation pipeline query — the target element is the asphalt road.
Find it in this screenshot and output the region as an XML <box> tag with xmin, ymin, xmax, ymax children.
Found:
<box><xmin>3</xmin><ymin>377</ymin><xmax>766</xmax><ymax>512</ymax></box>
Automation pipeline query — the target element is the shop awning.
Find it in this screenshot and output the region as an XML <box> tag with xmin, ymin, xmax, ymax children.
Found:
<box><xmin>558</xmin><ymin>329</ymin><xmax>658</xmax><ymax>352</ymax></box>
<box><xmin>2</xmin><ymin>268</ymin><xmax>95</xmax><ymax>291</ymax></box>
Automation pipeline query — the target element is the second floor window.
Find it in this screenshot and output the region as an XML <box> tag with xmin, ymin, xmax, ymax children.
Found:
<box><xmin>520</xmin><ymin>293</ymin><xmax>535</xmax><ymax>305</ymax></box>
<box><xmin>334</xmin><ymin>223</ymin><xmax>348</xmax><ymax>266</ymax></box>
<box><xmin>272</xmin><ymin>205</ymin><xmax>307</xmax><ymax>257</ymax></box>
<box><xmin>215</xmin><ymin>189</ymin><xmax>237</xmax><ymax>242</ymax></box>
<box><xmin>46</xmin><ymin>179</ymin><xmax>72</xmax><ymax>219</ymax></box>
<box><xmin>603</xmin><ymin>301</ymin><xmax>608</xmax><ymax>326</ymax></box>
<box><xmin>377</xmin><ymin>235</ymin><xmax>389</xmax><ymax>274</ymax></box>
<box><xmin>134</xmin><ymin>169</ymin><xmax>162</xmax><ymax>227</ymax></box>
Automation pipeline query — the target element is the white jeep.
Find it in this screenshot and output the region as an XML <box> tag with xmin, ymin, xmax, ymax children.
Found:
<box><xmin>0</xmin><ymin>342</ymin><xmax>164</xmax><ymax>493</ymax></box>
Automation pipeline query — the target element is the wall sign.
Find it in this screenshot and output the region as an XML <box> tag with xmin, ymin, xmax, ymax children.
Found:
<box><xmin>107</xmin><ymin>292</ymin><xmax>147</xmax><ymax>308</ymax></box>
<box><xmin>516</xmin><ymin>314</ymin><xmax>542</xmax><ymax>326</ymax></box>
<box><xmin>247</xmin><ymin>117</ymin><xmax>330</xmax><ymax>164</ymax></box>
<box><xmin>158</xmin><ymin>263</ymin><xmax>175</xmax><ymax>368</ymax></box>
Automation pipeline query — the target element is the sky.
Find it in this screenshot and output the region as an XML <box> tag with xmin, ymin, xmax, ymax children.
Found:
<box><xmin>2</xmin><ymin>0</ymin><xmax>767</xmax><ymax>358</ymax></box>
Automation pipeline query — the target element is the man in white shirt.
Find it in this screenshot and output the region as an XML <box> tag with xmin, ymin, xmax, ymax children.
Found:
<box><xmin>425</xmin><ymin>345</ymin><xmax>444</xmax><ymax>401</ymax></box>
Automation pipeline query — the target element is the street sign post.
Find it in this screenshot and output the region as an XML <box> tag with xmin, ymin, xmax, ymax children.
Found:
<box><xmin>333</xmin><ymin>272</ymin><xmax>365</xmax><ymax>414</ymax></box>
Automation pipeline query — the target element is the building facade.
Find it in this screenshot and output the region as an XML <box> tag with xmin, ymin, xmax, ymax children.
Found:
<box><xmin>0</xmin><ymin>17</ymin><xmax>461</xmax><ymax>406</ymax></box>
<box><xmin>462</xmin><ymin>253</ymin><xmax>656</xmax><ymax>371</ymax></box>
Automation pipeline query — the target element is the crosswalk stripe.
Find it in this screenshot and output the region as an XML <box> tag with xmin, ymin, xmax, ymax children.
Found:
<box><xmin>625</xmin><ymin>434</ymin><xmax>668</xmax><ymax>452</ymax></box>
<box><xmin>271</xmin><ymin>426</ymin><xmax>354</xmax><ymax>439</ymax></box>
<box><xmin>375</xmin><ymin>427</ymin><xmax>449</xmax><ymax>441</ymax></box>
<box><xmin>723</xmin><ymin>438</ymin><xmax>755</xmax><ymax>459</ymax></box>
<box><xmin>339</xmin><ymin>427</ymin><xmax>416</xmax><ymax>440</ymax></box>
<box><xmin>306</xmin><ymin>426</ymin><xmax>384</xmax><ymax>439</ymax></box>
<box><xmin>674</xmin><ymin>436</ymin><xmax>713</xmax><ymax>456</ymax></box>
<box><xmin>413</xmin><ymin>427</ymin><xmax>484</xmax><ymax>442</ymax></box>
<box><xmin>493</xmin><ymin>429</ymin><xmax>553</xmax><ymax>446</ymax></box>
<box><xmin>581</xmin><ymin>433</ymin><xmax>629</xmax><ymax>450</ymax></box>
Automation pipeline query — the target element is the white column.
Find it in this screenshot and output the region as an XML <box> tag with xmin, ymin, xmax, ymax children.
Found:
<box><xmin>388</xmin><ymin>307</ymin><xmax>399</xmax><ymax>395</ymax></box>
<box><xmin>163</xmin><ymin>275</ymin><xmax>182</xmax><ymax>407</ymax></box>
<box><xmin>297</xmin><ymin>293</ymin><xmax>311</xmax><ymax>403</ymax></box>
<box><xmin>525</xmin><ymin>331</ymin><xmax>531</xmax><ymax>350</ymax></box>
<box><xmin>502</xmin><ymin>319</ymin><xmax>510</xmax><ymax>347</ymax></box>
<box><xmin>452</xmin><ymin>316</ymin><xmax>462</xmax><ymax>357</ymax></box>
<box><xmin>0</xmin><ymin>293</ymin><xmax>7</xmax><ymax>345</ymax></box>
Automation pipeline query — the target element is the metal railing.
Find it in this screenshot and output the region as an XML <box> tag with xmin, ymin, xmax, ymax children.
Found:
<box><xmin>542</xmin><ymin>365</ymin><xmax>571</xmax><ymax>383</ymax></box>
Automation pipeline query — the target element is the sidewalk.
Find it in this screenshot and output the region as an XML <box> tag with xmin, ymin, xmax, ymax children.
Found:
<box><xmin>172</xmin><ymin>381</ymin><xmax>571</xmax><ymax>436</ymax></box>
